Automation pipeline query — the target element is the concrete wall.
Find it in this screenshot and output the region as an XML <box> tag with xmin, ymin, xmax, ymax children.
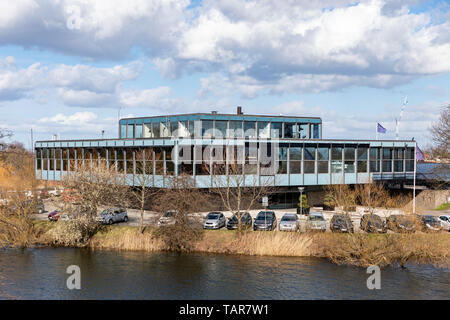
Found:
<box><xmin>414</xmin><ymin>189</ymin><xmax>450</xmax><ymax>210</ymax></box>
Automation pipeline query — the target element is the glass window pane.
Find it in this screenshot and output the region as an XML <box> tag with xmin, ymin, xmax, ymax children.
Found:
<box><xmin>160</xmin><ymin>122</ymin><xmax>170</xmax><ymax>137</ymax></box>
<box><xmin>383</xmin><ymin>148</ymin><xmax>392</xmax><ymax>160</ymax></box>
<box><xmin>357</xmin><ymin>148</ymin><xmax>368</xmax><ymax>160</ymax></box>
<box><xmin>277</xmin><ymin>161</ymin><xmax>287</xmax><ymax>174</ymax></box>
<box><xmin>370</xmin><ymin>160</ymin><xmax>380</xmax><ymax>172</ymax></box>
<box><xmin>344</xmin><ymin>161</ymin><xmax>355</xmax><ymax>173</ymax></box>
<box><xmin>304</xmin><ymin>147</ymin><xmax>315</xmax><ymax>160</ymax></box>
<box><xmin>127</xmin><ymin>124</ymin><xmax>134</xmax><ymax>138</ymax></box>
<box><xmin>318</xmin><ymin>161</ymin><xmax>328</xmax><ymax>173</ymax></box>
<box><xmin>289</xmin><ymin>161</ymin><xmax>301</xmax><ymax>173</ymax></box>
<box><xmin>304</xmin><ymin>161</ymin><xmax>315</xmax><ymax>173</ymax></box>
<box><xmin>170</xmin><ymin>121</ymin><xmax>178</xmax><ymax>137</ymax></box>
<box><xmin>279</xmin><ymin>147</ymin><xmax>288</xmax><ymax>160</ymax></box>
<box><xmin>284</xmin><ymin>123</ymin><xmax>293</xmax><ymax>138</ymax></box>
<box><xmin>202</xmin><ymin>120</ymin><xmax>214</xmax><ymax>138</ymax></box>
<box><xmin>394</xmin><ymin>149</ymin><xmax>404</xmax><ymax>159</ymax></box>
<box><xmin>382</xmin><ymin>161</ymin><xmax>392</xmax><ymax>172</ymax></box>
<box><xmin>271</xmin><ymin>122</ymin><xmax>282</xmax><ymax>138</ymax></box>
<box><xmin>120</xmin><ymin>124</ymin><xmax>126</xmax><ymax>139</ymax></box>
<box><xmin>258</xmin><ymin>122</ymin><xmax>270</xmax><ymax>138</ymax></box>
<box><xmin>331</xmin><ymin>147</ymin><xmax>342</xmax><ymax>160</ymax></box>
<box><xmin>135</xmin><ymin>124</ymin><xmax>143</xmax><ymax>138</ymax></box>
<box><xmin>143</xmin><ymin>123</ymin><xmax>151</xmax><ymax>138</ymax></box>
<box><xmin>152</xmin><ymin>123</ymin><xmax>160</xmax><ymax>138</ymax></box>
<box><xmin>317</xmin><ymin>147</ymin><xmax>329</xmax><ymax>160</ymax></box>
<box><xmin>290</xmin><ymin>147</ymin><xmax>302</xmax><ymax>160</ymax></box>
<box><xmin>331</xmin><ymin>160</ymin><xmax>342</xmax><ymax>173</ymax></box>
<box><xmin>299</xmin><ymin>124</ymin><xmax>309</xmax><ymax>139</ymax></box>
<box><xmin>244</xmin><ymin>121</ymin><xmax>256</xmax><ymax>138</ymax></box>
<box><xmin>215</xmin><ymin>120</ymin><xmax>227</xmax><ymax>138</ymax></box>
<box><xmin>178</xmin><ymin>121</ymin><xmax>190</xmax><ymax>137</ymax></box>
<box><xmin>369</xmin><ymin>148</ymin><xmax>379</xmax><ymax>160</ymax></box>
<box><xmin>405</xmin><ymin>148</ymin><xmax>414</xmax><ymax>159</ymax></box>
<box><xmin>405</xmin><ymin>160</ymin><xmax>414</xmax><ymax>171</ymax></box>
<box><xmin>394</xmin><ymin>160</ymin><xmax>403</xmax><ymax>172</ymax></box>
<box><xmin>344</xmin><ymin>147</ymin><xmax>355</xmax><ymax>160</ymax></box>
<box><xmin>228</xmin><ymin>120</ymin><xmax>243</xmax><ymax>138</ymax></box>
<box><xmin>357</xmin><ymin>161</ymin><xmax>368</xmax><ymax>172</ymax></box>
<box><xmin>312</xmin><ymin>124</ymin><xmax>320</xmax><ymax>139</ymax></box>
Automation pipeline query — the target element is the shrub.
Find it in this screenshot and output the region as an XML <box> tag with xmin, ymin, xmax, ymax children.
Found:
<box><xmin>48</xmin><ymin>216</ymin><xmax>99</xmax><ymax>247</ymax></box>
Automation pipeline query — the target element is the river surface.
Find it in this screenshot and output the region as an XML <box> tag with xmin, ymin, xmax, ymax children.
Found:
<box><xmin>0</xmin><ymin>248</ymin><xmax>448</xmax><ymax>299</ymax></box>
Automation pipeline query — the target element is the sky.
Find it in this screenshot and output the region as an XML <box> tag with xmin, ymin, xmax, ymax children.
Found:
<box><xmin>0</xmin><ymin>0</ymin><xmax>449</xmax><ymax>149</ymax></box>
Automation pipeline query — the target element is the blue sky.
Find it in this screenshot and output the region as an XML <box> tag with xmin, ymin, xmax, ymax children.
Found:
<box><xmin>0</xmin><ymin>0</ymin><xmax>449</xmax><ymax>148</ymax></box>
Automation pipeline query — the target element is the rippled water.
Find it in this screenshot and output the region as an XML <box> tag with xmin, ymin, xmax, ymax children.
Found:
<box><xmin>0</xmin><ymin>248</ymin><xmax>448</xmax><ymax>299</ymax></box>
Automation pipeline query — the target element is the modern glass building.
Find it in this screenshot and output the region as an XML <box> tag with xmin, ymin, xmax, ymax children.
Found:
<box><xmin>35</xmin><ymin>110</ymin><xmax>416</xmax><ymax>193</ymax></box>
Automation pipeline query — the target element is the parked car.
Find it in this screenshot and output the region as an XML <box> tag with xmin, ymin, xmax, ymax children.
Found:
<box><xmin>99</xmin><ymin>208</ymin><xmax>128</xmax><ymax>225</ymax></box>
<box><xmin>253</xmin><ymin>211</ymin><xmax>277</xmax><ymax>231</ymax></box>
<box><xmin>203</xmin><ymin>212</ymin><xmax>226</xmax><ymax>229</ymax></box>
<box><xmin>279</xmin><ymin>213</ymin><xmax>300</xmax><ymax>232</ymax></box>
<box><xmin>226</xmin><ymin>212</ymin><xmax>252</xmax><ymax>230</ymax></box>
<box><xmin>306</xmin><ymin>212</ymin><xmax>327</xmax><ymax>232</ymax></box>
<box><xmin>438</xmin><ymin>215</ymin><xmax>450</xmax><ymax>231</ymax></box>
<box><xmin>48</xmin><ymin>187</ymin><xmax>62</xmax><ymax>197</ymax></box>
<box><xmin>360</xmin><ymin>214</ymin><xmax>387</xmax><ymax>233</ymax></box>
<box><xmin>420</xmin><ymin>215</ymin><xmax>441</xmax><ymax>232</ymax></box>
<box><xmin>48</xmin><ymin>210</ymin><xmax>61</xmax><ymax>221</ymax></box>
<box><xmin>157</xmin><ymin>210</ymin><xmax>179</xmax><ymax>226</ymax></box>
<box><xmin>386</xmin><ymin>215</ymin><xmax>417</xmax><ymax>233</ymax></box>
<box><xmin>330</xmin><ymin>214</ymin><xmax>354</xmax><ymax>233</ymax></box>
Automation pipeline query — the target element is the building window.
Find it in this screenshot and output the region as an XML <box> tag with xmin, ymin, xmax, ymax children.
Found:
<box><xmin>178</xmin><ymin>121</ymin><xmax>190</xmax><ymax>137</ymax></box>
<box><xmin>202</xmin><ymin>120</ymin><xmax>214</xmax><ymax>138</ymax></box>
<box><xmin>143</xmin><ymin>123</ymin><xmax>151</xmax><ymax>138</ymax></box>
<box><xmin>382</xmin><ymin>148</ymin><xmax>392</xmax><ymax>172</ymax></box>
<box><xmin>170</xmin><ymin>121</ymin><xmax>179</xmax><ymax>138</ymax></box>
<box><xmin>135</xmin><ymin>124</ymin><xmax>143</xmax><ymax>138</ymax></box>
<box><xmin>126</xmin><ymin>124</ymin><xmax>134</xmax><ymax>138</ymax></box>
<box><xmin>215</xmin><ymin>120</ymin><xmax>227</xmax><ymax>138</ymax></box>
<box><xmin>284</xmin><ymin>123</ymin><xmax>294</xmax><ymax>138</ymax></box>
<box><xmin>369</xmin><ymin>148</ymin><xmax>380</xmax><ymax>172</ymax></box>
<box><xmin>271</xmin><ymin>122</ymin><xmax>282</xmax><ymax>138</ymax></box>
<box><xmin>357</xmin><ymin>147</ymin><xmax>368</xmax><ymax>173</ymax></box>
<box><xmin>317</xmin><ymin>147</ymin><xmax>329</xmax><ymax>173</ymax></box>
<box><xmin>258</xmin><ymin>122</ymin><xmax>270</xmax><ymax>138</ymax></box>
<box><xmin>289</xmin><ymin>146</ymin><xmax>302</xmax><ymax>174</ymax></box>
<box><xmin>312</xmin><ymin>124</ymin><xmax>320</xmax><ymax>139</ymax></box>
<box><xmin>299</xmin><ymin>123</ymin><xmax>309</xmax><ymax>139</ymax></box>
<box><xmin>304</xmin><ymin>147</ymin><xmax>315</xmax><ymax>174</ymax></box>
<box><xmin>331</xmin><ymin>147</ymin><xmax>342</xmax><ymax>173</ymax></box>
<box><xmin>344</xmin><ymin>147</ymin><xmax>355</xmax><ymax>173</ymax></box>
<box><xmin>120</xmin><ymin>124</ymin><xmax>126</xmax><ymax>139</ymax></box>
<box><xmin>244</xmin><ymin>121</ymin><xmax>256</xmax><ymax>138</ymax></box>
<box><xmin>228</xmin><ymin>120</ymin><xmax>243</xmax><ymax>138</ymax></box>
<box><xmin>160</xmin><ymin>122</ymin><xmax>170</xmax><ymax>137</ymax></box>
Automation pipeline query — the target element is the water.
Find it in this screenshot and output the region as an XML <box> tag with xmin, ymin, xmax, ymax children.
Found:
<box><xmin>0</xmin><ymin>248</ymin><xmax>448</xmax><ymax>299</ymax></box>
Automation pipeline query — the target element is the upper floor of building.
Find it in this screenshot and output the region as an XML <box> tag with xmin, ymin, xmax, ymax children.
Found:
<box><xmin>118</xmin><ymin>109</ymin><xmax>322</xmax><ymax>140</ymax></box>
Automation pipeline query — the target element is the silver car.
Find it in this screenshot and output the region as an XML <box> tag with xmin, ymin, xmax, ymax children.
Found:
<box><xmin>158</xmin><ymin>210</ymin><xmax>178</xmax><ymax>226</ymax></box>
<box><xmin>203</xmin><ymin>212</ymin><xmax>226</xmax><ymax>229</ymax></box>
<box><xmin>99</xmin><ymin>208</ymin><xmax>128</xmax><ymax>225</ymax></box>
<box><xmin>306</xmin><ymin>212</ymin><xmax>327</xmax><ymax>232</ymax></box>
<box><xmin>279</xmin><ymin>213</ymin><xmax>299</xmax><ymax>232</ymax></box>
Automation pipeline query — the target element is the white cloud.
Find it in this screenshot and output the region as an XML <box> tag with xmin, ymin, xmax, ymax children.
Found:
<box><xmin>0</xmin><ymin>56</ymin><xmax>46</xmax><ymax>101</ymax></box>
<box><xmin>48</xmin><ymin>61</ymin><xmax>142</xmax><ymax>93</ymax></box>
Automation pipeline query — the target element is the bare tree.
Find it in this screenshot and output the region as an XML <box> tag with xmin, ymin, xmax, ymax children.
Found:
<box><xmin>430</xmin><ymin>104</ymin><xmax>449</xmax><ymax>160</ymax></box>
<box><xmin>152</xmin><ymin>174</ymin><xmax>210</xmax><ymax>251</ymax></box>
<box><xmin>60</xmin><ymin>162</ymin><xmax>128</xmax><ymax>218</ymax></box>
<box><xmin>130</xmin><ymin>149</ymin><xmax>158</xmax><ymax>233</ymax></box>
<box><xmin>324</xmin><ymin>184</ymin><xmax>356</xmax><ymax>214</ymax></box>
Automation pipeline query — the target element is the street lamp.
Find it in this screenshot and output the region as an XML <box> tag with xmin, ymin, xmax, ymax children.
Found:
<box><xmin>298</xmin><ymin>187</ymin><xmax>305</xmax><ymax>214</ymax></box>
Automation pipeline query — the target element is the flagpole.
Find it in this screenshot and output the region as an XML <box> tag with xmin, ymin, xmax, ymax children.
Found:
<box><xmin>413</xmin><ymin>140</ymin><xmax>416</xmax><ymax>214</ymax></box>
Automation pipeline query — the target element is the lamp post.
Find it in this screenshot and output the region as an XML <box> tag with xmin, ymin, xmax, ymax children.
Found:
<box><xmin>298</xmin><ymin>186</ymin><xmax>305</xmax><ymax>214</ymax></box>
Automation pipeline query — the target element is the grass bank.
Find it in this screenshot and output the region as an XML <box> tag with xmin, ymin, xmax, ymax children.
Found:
<box><xmin>31</xmin><ymin>221</ymin><xmax>450</xmax><ymax>268</ymax></box>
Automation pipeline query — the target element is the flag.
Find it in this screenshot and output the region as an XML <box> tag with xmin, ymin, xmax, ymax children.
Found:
<box><xmin>377</xmin><ymin>123</ymin><xmax>386</xmax><ymax>134</ymax></box>
<box><xmin>416</xmin><ymin>146</ymin><xmax>424</xmax><ymax>161</ymax></box>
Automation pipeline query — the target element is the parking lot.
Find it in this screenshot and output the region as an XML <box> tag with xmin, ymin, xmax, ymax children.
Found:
<box><xmin>31</xmin><ymin>197</ymin><xmax>440</xmax><ymax>233</ymax></box>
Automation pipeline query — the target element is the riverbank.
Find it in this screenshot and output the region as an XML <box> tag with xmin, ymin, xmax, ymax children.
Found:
<box><xmin>33</xmin><ymin>221</ymin><xmax>450</xmax><ymax>268</ymax></box>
